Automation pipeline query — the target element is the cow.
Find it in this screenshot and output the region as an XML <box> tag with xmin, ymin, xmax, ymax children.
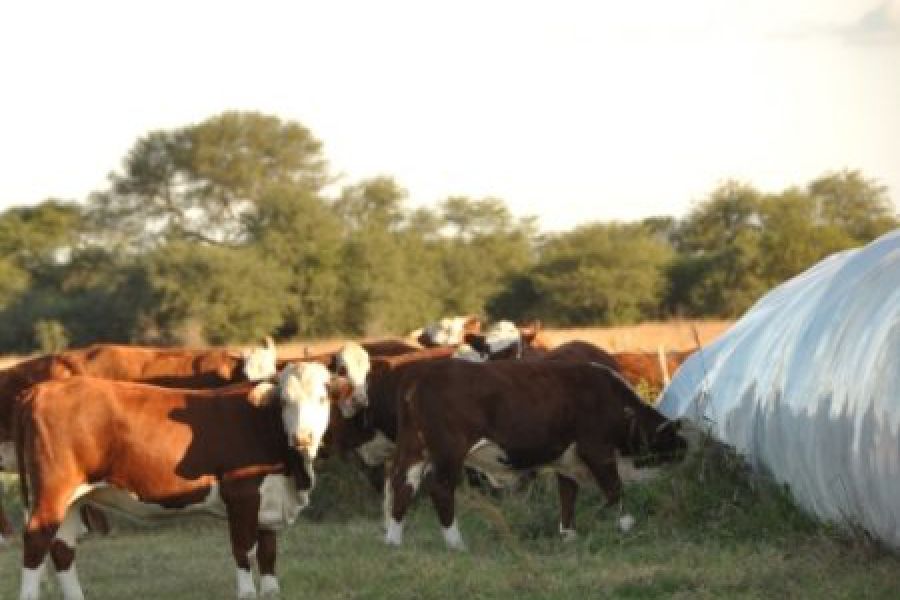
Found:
<box><xmin>379</xmin><ymin>360</ymin><xmax>687</xmax><ymax>550</ymax></box>
<box><xmin>455</xmin><ymin>320</ymin><xmax>552</xmax><ymax>361</ymax></box>
<box><xmin>0</xmin><ymin>339</ymin><xmax>279</xmax><ymax>541</ymax></box>
<box><xmin>415</xmin><ymin>315</ymin><xmax>482</xmax><ymax>348</ymax></box>
<box><xmin>13</xmin><ymin>362</ymin><xmax>351</xmax><ymax>600</ymax></box>
<box><xmin>612</xmin><ymin>350</ymin><xmax>694</xmax><ymax>392</ymax></box>
<box><xmin>323</xmin><ymin>346</ymin><xmax>460</xmax><ymax>487</ymax></box>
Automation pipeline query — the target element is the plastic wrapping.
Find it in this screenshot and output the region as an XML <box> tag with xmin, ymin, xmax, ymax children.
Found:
<box><xmin>659</xmin><ymin>230</ymin><xmax>900</xmax><ymax>546</ymax></box>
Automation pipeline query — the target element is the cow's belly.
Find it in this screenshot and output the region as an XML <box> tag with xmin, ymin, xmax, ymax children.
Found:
<box><xmin>356</xmin><ymin>431</ymin><xmax>395</xmax><ymax>466</ymax></box>
<box><xmin>464</xmin><ymin>439</ymin><xmax>528</xmax><ymax>488</ymax></box>
<box><xmin>462</xmin><ymin>441</ymin><xmax>662</xmax><ymax>489</ymax></box>
<box><xmin>73</xmin><ymin>474</ymin><xmax>309</xmax><ymax>529</ymax></box>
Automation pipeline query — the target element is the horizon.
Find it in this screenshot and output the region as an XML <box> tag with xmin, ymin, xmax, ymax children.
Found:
<box><xmin>2</xmin><ymin>1</ymin><xmax>898</xmax><ymax>232</ymax></box>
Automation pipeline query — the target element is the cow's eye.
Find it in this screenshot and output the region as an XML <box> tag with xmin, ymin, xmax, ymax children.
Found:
<box><xmin>337</xmin><ymin>365</ymin><xmax>347</xmax><ymax>376</ymax></box>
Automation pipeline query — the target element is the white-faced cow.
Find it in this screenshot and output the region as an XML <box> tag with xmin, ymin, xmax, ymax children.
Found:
<box><xmin>0</xmin><ymin>339</ymin><xmax>278</xmax><ymax>542</ymax></box>
<box><xmin>13</xmin><ymin>362</ymin><xmax>350</xmax><ymax>600</ymax></box>
<box><xmin>454</xmin><ymin>320</ymin><xmax>552</xmax><ymax>361</ymax></box>
<box><xmin>415</xmin><ymin>315</ymin><xmax>482</xmax><ymax>348</ymax></box>
<box><xmin>380</xmin><ymin>360</ymin><xmax>686</xmax><ymax>549</ymax></box>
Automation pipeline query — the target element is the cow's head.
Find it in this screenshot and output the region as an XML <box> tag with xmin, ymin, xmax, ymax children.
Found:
<box><xmin>330</xmin><ymin>342</ymin><xmax>371</xmax><ymax>415</ymax></box>
<box><xmin>241</xmin><ymin>336</ymin><xmax>278</xmax><ymax>381</ymax></box>
<box><xmin>459</xmin><ymin>320</ymin><xmax>523</xmax><ymax>361</ymax></box>
<box><xmin>626</xmin><ymin>408</ymin><xmax>688</xmax><ymax>468</ymax></box>
<box><xmin>254</xmin><ymin>362</ymin><xmax>352</xmax><ymax>459</ymax></box>
<box><xmin>418</xmin><ymin>315</ymin><xmax>481</xmax><ymax>347</ymax></box>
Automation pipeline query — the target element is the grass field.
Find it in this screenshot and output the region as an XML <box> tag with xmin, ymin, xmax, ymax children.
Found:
<box><xmin>2</xmin><ymin>438</ymin><xmax>899</xmax><ymax>599</ymax></box>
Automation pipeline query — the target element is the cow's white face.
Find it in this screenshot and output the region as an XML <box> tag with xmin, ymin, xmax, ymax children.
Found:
<box><xmin>423</xmin><ymin>316</ymin><xmax>469</xmax><ymax>346</ymax></box>
<box><xmin>333</xmin><ymin>342</ymin><xmax>370</xmax><ymax>413</ymax></box>
<box><xmin>278</xmin><ymin>362</ymin><xmax>333</xmax><ymax>459</ymax></box>
<box><xmin>242</xmin><ymin>336</ymin><xmax>277</xmax><ymax>381</ymax></box>
<box><xmin>483</xmin><ymin>321</ymin><xmax>522</xmax><ymax>355</ymax></box>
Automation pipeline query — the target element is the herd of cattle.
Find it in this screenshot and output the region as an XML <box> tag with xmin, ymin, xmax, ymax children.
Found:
<box><xmin>0</xmin><ymin>316</ymin><xmax>693</xmax><ymax>599</ymax></box>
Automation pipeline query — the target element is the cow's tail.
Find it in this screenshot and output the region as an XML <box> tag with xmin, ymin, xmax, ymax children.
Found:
<box><xmin>12</xmin><ymin>389</ymin><xmax>33</xmax><ymax>511</ymax></box>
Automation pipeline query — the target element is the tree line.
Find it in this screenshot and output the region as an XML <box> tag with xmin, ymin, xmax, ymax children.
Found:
<box><xmin>0</xmin><ymin>111</ymin><xmax>896</xmax><ymax>353</ymax></box>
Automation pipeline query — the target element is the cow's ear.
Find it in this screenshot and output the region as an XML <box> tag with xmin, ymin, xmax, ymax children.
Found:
<box><xmin>464</xmin><ymin>316</ymin><xmax>482</xmax><ymax>333</ymax></box>
<box><xmin>217</xmin><ymin>361</ymin><xmax>236</xmax><ymax>381</ymax></box>
<box><xmin>248</xmin><ymin>382</ymin><xmax>278</xmax><ymax>407</ymax></box>
<box><xmin>326</xmin><ymin>376</ymin><xmax>353</xmax><ymax>401</ymax></box>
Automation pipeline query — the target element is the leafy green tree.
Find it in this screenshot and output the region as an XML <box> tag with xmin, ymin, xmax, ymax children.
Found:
<box><xmin>248</xmin><ymin>184</ymin><xmax>345</xmax><ymax>337</ymax></box>
<box><xmin>88</xmin><ymin>111</ymin><xmax>328</xmax><ymax>248</ymax></box>
<box><xmin>143</xmin><ymin>243</ymin><xmax>292</xmax><ymax>344</ymax></box>
<box><xmin>668</xmin><ymin>182</ymin><xmax>767</xmax><ymax>317</ymax></box>
<box><xmin>436</xmin><ymin>196</ymin><xmax>536</xmax><ymax>317</ymax></box>
<box><xmin>335</xmin><ymin>177</ymin><xmax>443</xmax><ymax>335</ymax></box>
<box><xmin>808</xmin><ymin>170</ymin><xmax>896</xmax><ymax>242</ymax></box>
<box><xmin>520</xmin><ymin>222</ymin><xmax>673</xmax><ymax>325</ymax></box>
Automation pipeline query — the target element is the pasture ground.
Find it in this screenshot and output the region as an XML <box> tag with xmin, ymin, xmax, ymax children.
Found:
<box><xmin>3</xmin><ymin>320</ymin><xmax>898</xmax><ymax>598</ymax></box>
<box><xmin>2</xmin><ymin>437</ymin><xmax>899</xmax><ymax>599</ymax></box>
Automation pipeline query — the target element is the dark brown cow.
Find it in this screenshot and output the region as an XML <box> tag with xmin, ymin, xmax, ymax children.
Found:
<box><xmin>13</xmin><ymin>363</ymin><xmax>350</xmax><ymax>599</ymax></box>
<box><xmin>0</xmin><ymin>340</ymin><xmax>278</xmax><ymax>541</ymax></box>
<box><xmin>380</xmin><ymin>360</ymin><xmax>686</xmax><ymax>549</ymax></box>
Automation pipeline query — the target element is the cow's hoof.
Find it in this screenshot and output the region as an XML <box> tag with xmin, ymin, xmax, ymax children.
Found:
<box><xmin>618</xmin><ymin>514</ymin><xmax>636</xmax><ymax>533</ymax></box>
<box><xmin>259</xmin><ymin>575</ymin><xmax>280</xmax><ymax>598</ymax></box>
<box><xmin>559</xmin><ymin>528</ymin><xmax>577</xmax><ymax>543</ymax></box>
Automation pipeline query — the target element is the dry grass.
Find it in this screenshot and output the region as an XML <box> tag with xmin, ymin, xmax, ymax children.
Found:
<box><xmin>0</xmin><ymin>320</ymin><xmax>734</xmax><ymax>369</ymax></box>
<box><xmin>275</xmin><ymin>319</ymin><xmax>734</xmax><ymax>360</ymax></box>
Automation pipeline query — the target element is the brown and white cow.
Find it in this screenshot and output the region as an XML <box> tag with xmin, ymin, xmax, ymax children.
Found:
<box><xmin>0</xmin><ymin>339</ymin><xmax>278</xmax><ymax>542</ymax></box>
<box><xmin>454</xmin><ymin>319</ymin><xmax>552</xmax><ymax>361</ymax></box>
<box><xmin>612</xmin><ymin>350</ymin><xmax>694</xmax><ymax>392</ymax></box>
<box><xmin>380</xmin><ymin>360</ymin><xmax>686</xmax><ymax>549</ymax></box>
<box><xmin>13</xmin><ymin>362</ymin><xmax>350</xmax><ymax>600</ymax></box>
<box><xmin>415</xmin><ymin>315</ymin><xmax>482</xmax><ymax>348</ymax></box>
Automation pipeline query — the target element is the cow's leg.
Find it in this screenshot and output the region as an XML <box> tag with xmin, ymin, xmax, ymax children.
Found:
<box><xmin>49</xmin><ymin>504</ymin><xmax>87</xmax><ymax>600</ymax></box>
<box><xmin>256</xmin><ymin>529</ymin><xmax>279</xmax><ymax>598</ymax></box>
<box><xmin>556</xmin><ymin>474</ymin><xmax>578</xmax><ymax>542</ymax></box>
<box><xmin>21</xmin><ymin>494</ymin><xmax>70</xmax><ymax>600</ymax></box>
<box><xmin>78</xmin><ymin>505</ymin><xmax>110</xmax><ymax>536</ymax></box>
<box><xmin>0</xmin><ymin>500</ymin><xmax>13</xmax><ymax>540</ymax></box>
<box><xmin>578</xmin><ymin>445</ymin><xmax>634</xmax><ymax>530</ymax></box>
<box><xmin>427</xmin><ymin>462</ymin><xmax>465</xmax><ymax>551</ymax></box>
<box><xmin>223</xmin><ymin>487</ymin><xmax>263</xmax><ymax>599</ymax></box>
<box><xmin>385</xmin><ymin>444</ymin><xmax>427</xmax><ymax>546</ymax></box>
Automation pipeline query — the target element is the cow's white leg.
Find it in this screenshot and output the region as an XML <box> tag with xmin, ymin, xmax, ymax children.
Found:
<box><xmin>385</xmin><ymin>517</ymin><xmax>404</xmax><ymax>546</ymax></box>
<box><xmin>236</xmin><ymin>567</ymin><xmax>257</xmax><ymax>599</ymax></box>
<box><xmin>259</xmin><ymin>574</ymin><xmax>280</xmax><ymax>597</ymax></box>
<box><xmin>52</xmin><ymin>505</ymin><xmax>85</xmax><ymax>600</ymax></box>
<box><xmin>20</xmin><ymin>566</ymin><xmax>43</xmax><ymax>600</ymax></box>
<box><xmin>382</xmin><ymin>476</ymin><xmax>393</xmax><ymax>533</ymax></box>
<box><xmin>559</xmin><ymin>523</ymin><xmax>577</xmax><ymax>542</ymax></box>
<box><xmin>441</xmin><ymin>519</ymin><xmax>466</xmax><ymax>551</ymax></box>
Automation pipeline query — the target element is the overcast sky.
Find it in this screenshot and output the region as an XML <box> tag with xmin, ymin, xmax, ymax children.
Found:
<box><xmin>1</xmin><ymin>0</ymin><xmax>898</xmax><ymax>231</ymax></box>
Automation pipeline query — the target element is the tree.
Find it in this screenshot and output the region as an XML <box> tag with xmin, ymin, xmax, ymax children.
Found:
<box><xmin>807</xmin><ymin>170</ymin><xmax>896</xmax><ymax>242</ymax></box>
<box><xmin>87</xmin><ymin>111</ymin><xmax>328</xmax><ymax>249</ymax></box>
<box><xmin>142</xmin><ymin>243</ymin><xmax>292</xmax><ymax>345</ymax></box>
<box><xmin>436</xmin><ymin>197</ymin><xmax>537</xmax><ymax>317</ymax></box>
<box><xmin>667</xmin><ymin>182</ymin><xmax>767</xmax><ymax>317</ymax></box>
<box><xmin>518</xmin><ymin>222</ymin><xmax>673</xmax><ymax>325</ymax></box>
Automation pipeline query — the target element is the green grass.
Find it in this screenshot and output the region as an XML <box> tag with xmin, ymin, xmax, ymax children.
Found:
<box><xmin>2</xmin><ymin>442</ymin><xmax>900</xmax><ymax>599</ymax></box>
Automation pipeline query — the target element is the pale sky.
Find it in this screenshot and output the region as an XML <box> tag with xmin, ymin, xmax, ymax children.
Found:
<box><xmin>1</xmin><ymin>0</ymin><xmax>898</xmax><ymax>231</ymax></box>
